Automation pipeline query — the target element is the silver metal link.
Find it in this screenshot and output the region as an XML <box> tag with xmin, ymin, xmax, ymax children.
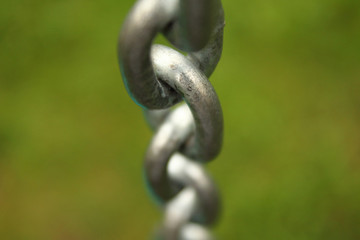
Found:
<box><xmin>168</xmin><ymin>153</ymin><xmax>220</xmax><ymax>225</ymax></box>
<box><xmin>118</xmin><ymin>0</ymin><xmax>224</xmax><ymax>109</ymax></box>
<box><xmin>164</xmin><ymin>0</ymin><xmax>220</xmax><ymax>51</ymax></box>
<box><xmin>118</xmin><ymin>0</ymin><xmax>225</xmax><ymax>239</ymax></box>
<box><xmin>150</xmin><ymin>44</ymin><xmax>223</xmax><ymax>162</ymax></box>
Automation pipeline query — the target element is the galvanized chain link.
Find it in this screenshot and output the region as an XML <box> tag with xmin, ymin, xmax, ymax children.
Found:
<box><xmin>118</xmin><ymin>0</ymin><xmax>225</xmax><ymax>239</ymax></box>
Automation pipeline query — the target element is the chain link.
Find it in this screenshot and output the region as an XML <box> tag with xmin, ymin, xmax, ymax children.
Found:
<box><xmin>118</xmin><ymin>0</ymin><xmax>225</xmax><ymax>239</ymax></box>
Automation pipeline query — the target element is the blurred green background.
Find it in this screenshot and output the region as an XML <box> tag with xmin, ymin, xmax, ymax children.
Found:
<box><xmin>1</xmin><ymin>0</ymin><xmax>360</xmax><ymax>239</ymax></box>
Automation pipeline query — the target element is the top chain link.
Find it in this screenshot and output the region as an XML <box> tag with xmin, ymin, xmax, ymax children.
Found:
<box><xmin>118</xmin><ymin>0</ymin><xmax>225</xmax><ymax>239</ymax></box>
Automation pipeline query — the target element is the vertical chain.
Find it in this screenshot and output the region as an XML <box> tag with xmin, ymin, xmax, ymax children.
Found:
<box><xmin>118</xmin><ymin>0</ymin><xmax>225</xmax><ymax>239</ymax></box>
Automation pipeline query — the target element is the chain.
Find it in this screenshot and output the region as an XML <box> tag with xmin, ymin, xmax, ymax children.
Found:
<box><xmin>118</xmin><ymin>0</ymin><xmax>225</xmax><ymax>239</ymax></box>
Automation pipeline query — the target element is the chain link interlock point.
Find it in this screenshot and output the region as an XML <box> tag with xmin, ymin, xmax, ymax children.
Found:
<box><xmin>118</xmin><ymin>0</ymin><xmax>225</xmax><ymax>239</ymax></box>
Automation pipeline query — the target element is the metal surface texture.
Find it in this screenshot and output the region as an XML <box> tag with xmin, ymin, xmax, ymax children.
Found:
<box><xmin>118</xmin><ymin>0</ymin><xmax>225</xmax><ymax>239</ymax></box>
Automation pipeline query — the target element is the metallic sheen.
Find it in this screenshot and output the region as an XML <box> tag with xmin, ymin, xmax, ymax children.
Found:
<box><xmin>118</xmin><ymin>0</ymin><xmax>225</xmax><ymax>239</ymax></box>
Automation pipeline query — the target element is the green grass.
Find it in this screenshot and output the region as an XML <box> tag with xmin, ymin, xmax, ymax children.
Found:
<box><xmin>1</xmin><ymin>0</ymin><xmax>360</xmax><ymax>239</ymax></box>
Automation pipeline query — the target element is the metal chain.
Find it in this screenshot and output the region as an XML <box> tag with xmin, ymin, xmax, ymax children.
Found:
<box><xmin>118</xmin><ymin>0</ymin><xmax>225</xmax><ymax>239</ymax></box>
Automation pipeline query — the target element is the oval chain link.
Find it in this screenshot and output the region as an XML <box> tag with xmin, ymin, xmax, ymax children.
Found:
<box><xmin>118</xmin><ymin>0</ymin><xmax>225</xmax><ymax>239</ymax></box>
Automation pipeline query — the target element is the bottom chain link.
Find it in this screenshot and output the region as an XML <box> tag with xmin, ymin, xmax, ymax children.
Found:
<box><xmin>145</xmin><ymin>104</ymin><xmax>220</xmax><ymax>240</ymax></box>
